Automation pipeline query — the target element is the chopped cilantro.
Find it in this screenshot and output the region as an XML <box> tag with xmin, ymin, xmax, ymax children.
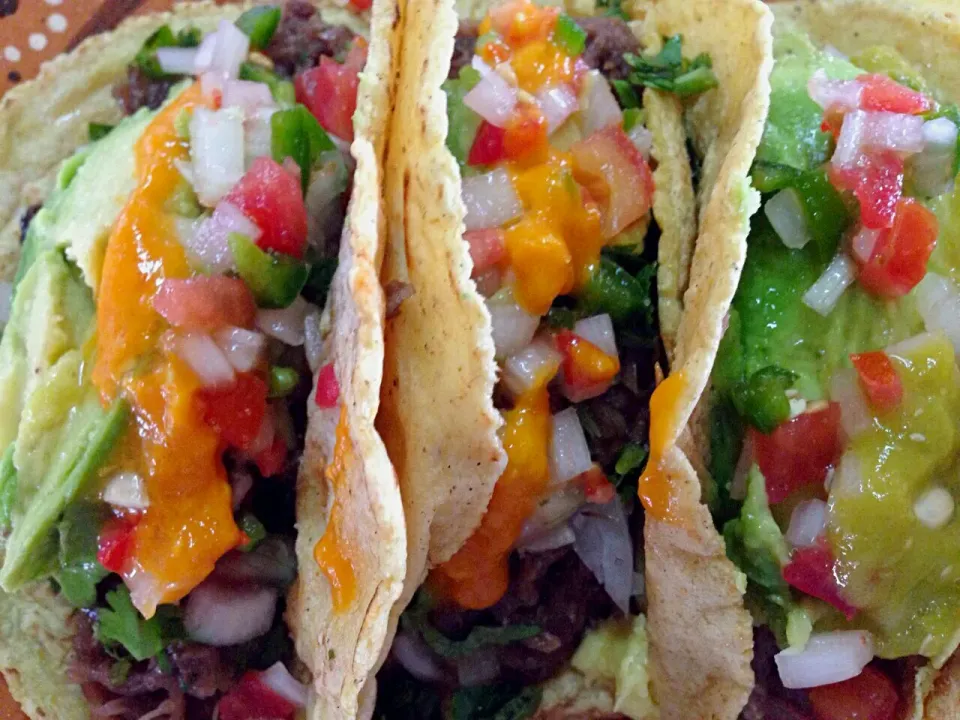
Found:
<box><xmin>96</xmin><ymin>587</ymin><xmax>185</xmax><ymax>662</ymax></box>
<box><xmin>597</xmin><ymin>0</ymin><xmax>629</xmax><ymax>21</ymax></box>
<box><xmin>625</xmin><ymin>35</ymin><xmax>718</xmax><ymax>97</ymax></box>
<box><xmin>611</xmin><ymin>79</ymin><xmax>642</xmax><ymax>109</ymax></box>
<box><xmin>448</xmin><ymin>684</ymin><xmax>542</xmax><ymax>720</ymax></box>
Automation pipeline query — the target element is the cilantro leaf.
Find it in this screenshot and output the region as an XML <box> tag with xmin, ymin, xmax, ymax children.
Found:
<box><xmin>625</xmin><ymin>35</ymin><xmax>719</xmax><ymax>97</ymax></box>
<box><xmin>96</xmin><ymin>587</ymin><xmax>185</xmax><ymax>661</ymax></box>
<box><xmin>57</xmin><ymin>502</ymin><xmax>110</xmax><ymax>608</ymax></box>
<box><xmin>448</xmin><ymin>684</ymin><xmax>542</xmax><ymax>720</ymax></box>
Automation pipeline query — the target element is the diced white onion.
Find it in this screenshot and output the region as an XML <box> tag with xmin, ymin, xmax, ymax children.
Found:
<box><xmin>802</xmin><ymin>253</ymin><xmax>857</xmax><ymax>316</ymax></box>
<box><xmin>0</xmin><ymin>280</ymin><xmax>11</xmax><ymax>325</ymax></box>
<box><xmin>627</xmin><ymin>123</ymin><xmax>653</xmax><ymax>158</ymax></box>
<box><xmin>185</xmin><ymin>202</ymin><xmax>260</xmax><ymax>274</ymax></box>
<box><xmin>231</xmin><ymin>469</ymin><xmax>253</xmax><ymax>509</ymax></box>
<box><xmin>519</xmin><ymin>484</ymin><xmax>585</xmax><ymax>545</ymax></box>
<box><xmin>190</xmin><ymin>107</ymin><xmax>246</xmax><ymax>207</ymax></box>
<box><xmin>197</xmin><ymin>20</ymin><xmax>250</xmax><ymax>81</ymax></box>
<box><xmin>486</xmin><ymin>294</ymin><xmax>540</xmax><ymax>358</ymax></box>
<box><xmin>471</xmin><ymin>55</ymin><xmax>493</xmax><ymax>77</ymax></box>
<box><xmin>184</xmin><ymin>580</ymin><xmax>277</xmax><ymax>646</ymax></box>
<box><xmin>102</xmin><ymin>472</ymin><xmax>149</xmax><ymax>510</ymax></box>
<box><xmin>156</xmin><ymin>47</ymin><xmax>199</xmax><ymax>76</ymax></box>
<box><xmin>775</xmin><ymin>631</ymin><xmax>874</xmax><ymax>689</ymax></box>
<box><xmin>785</xmin><ymin>499</ymin><xmax>828</xmax><ymax>548</ymax></box>
<box><xmin>244</xmin><ymin>107</ymin><xmax>276</xmax><ymax>167</ymax></box>
<box><xmin>829</xmin><ymin>369</ymin><xmax>873</xmax><ymax>439</ymax></box>
<box><xmin>222</xmin><ymin>80</ymin><xmax>275</xmax><ymax>114</ymax></box>
<box><xmin>303</xmin><ymin>311</ymin><xmax>325</xmax><ymax>373</ymax></box>
<box><xmin>502</xmin><ymin>338</ymin><xmax>561</xmax><ymax>396</ymax></box>
<box><xmin>914</xmin><ymin>486</ymin><xmax>955</xmax><ymax>529</ymax></box>
<box><xmin>914</xmin><ymin>273</ymin><xmax>960</xmax><ymax>357</ymax></box>
<box><xmin>572</xmin><ymin>497</ymin><xmax>633</xmax><ymax>613</ymax></box>
<box><xmin>807</xmin><ymin>70</ymin><xmax>862</xmax><ymax>113</ymax></box>
<box><xmin>765</xmin><ymin>188</ymin><xmax>811</xmax><ymax>250</ymax></box>
<box><xmin>464</xmin><ymin>67</ymin><xmax>517</xmax><ymax>127</ymax></box>
<box><xmin>909</xmin><ymin>118</ymin><xmax>959</xmax><ymax>197</ymax></box>
<box><xmin>516</xmin><ymin>523</ymin><xmax>576</xmax><ymax>553</ymax></box>
<box><xmin>200</xmin><ymin>70</ymin><xmax>227</xmax><ymax>104</ymax></box>
<box><xmin>462</xmin><ymin>169</ymin><xmax>523</xmax><ymax>232</ymax></box>
<box><xmin>214</xmin><ymin>326</ymin><xmax>266</xmax><ymax>373</ymax></box>
<box><xmin>538</xmin><ymin>85</ymin><xmax>578</xmax><ymax>133</ymax></box>
<box><xmin>171</xmin><ymin>332</ymin><xmax>236</xmax><ymax>387</ymax></box>
<box><xmin>549</xmin><ymin>408</ymin><xmax>593</xmax><ymax>486</ymax></box>
<box><xmin>256</xmin><ymin>296</ymin><xmax>315</xmax><ymax>346</ymax></box>
<box><xmin>830</xmin><ymin>451</ymin><xmax>864</xmax><ymax>497</ymax></box>
<box><xmin>580</xmin><ymin>71</ymin><xmax>622</xmax><ymax>136</ymax></box>
<box><xmin>214</xmin><ymin>537</ymin><xmax>296</xmax><ymax>587</ymax></box>
<box><xmin>260</xmin><ymin>663</ymin><xmax>309</xmax><ymax>708</ymax></box>
<box><xmin>392</xmin><ymin>633</ymin><xmax>446</xmax><ymax>683</ymax></box>
<box><xmin>574</xmin><ymin>314</ymin><xmax>618</xmax><ymax>357</ymax></box>
<box><xmin>850</xmin><ymin>225</ymin><xmax>880</xmax><ymax>264</ymax></box>
<box><xmin>833</xmin><ymin>110</ymin><xmax>925</xmax><ymax>169</ymax></box>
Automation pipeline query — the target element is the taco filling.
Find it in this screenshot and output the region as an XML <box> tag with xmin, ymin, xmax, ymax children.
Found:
<box><xmin>708</xmin><ymin>26</ymin><xmax>960</xmax><ymax>720</ymax></box>
<box><xmin>375</xmin><ymin>2</ymin><xmax>717</xmax><ymax>717</ymax></box>
<box><xmin>0</xmin><ymin>3</ymin><xmax>366</xmax><ymax>718</ymax></box>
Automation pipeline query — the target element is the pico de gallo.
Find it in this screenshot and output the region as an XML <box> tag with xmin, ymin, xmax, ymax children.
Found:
<box><xmin>375</xmin><ymin>2</ymin><xmax>718</xmax><ymax>717</ymax></box>
<box><xmin>710</xmin><ymin>28</ymin><xmax>960</xmax><ymax>720</ymax></box>
<box><xmin>0</xmin><ymin>3</ymin><xmax>367</xmax><ymax>718</ymax></box>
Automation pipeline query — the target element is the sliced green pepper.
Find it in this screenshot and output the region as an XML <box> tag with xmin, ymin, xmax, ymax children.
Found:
<box><xmin>240</xmin><ymin>62</ymin><xmax>296</xmax><ymax>106</ymax></box>
<box><xmin>578</xmin><ymin>257</ymin><xmax>654</xmax><ymax>326</ymax></box>
<box><xmin>229</xmin><ymin>233</ymin><xmax>309</xmax><ymax>309</ymax></box>
<box><xmin>133</xmin><ymin>25</ymin><xmax>202</xmax><ymax>80</ymax></box>
<box><xmin>611</xmin><ymin>80</ymin><xmax>642</xmax><ymax>110</ymax></box>
<box><xmin>732</xmin><ymin>365</ymin><xmax>797</xmax><ymax>433</ymax></box>
<box><xmin>622</xmin><ymin>107</ymin><xmax>644</xmax><ymax>132</ymax></box>
<box><xmin>271</xmin><ymin>105</ymin><xmax>336</xmax><ymax>193</ymax></box>
<box><xmin>235</xmin><ymin>6</ymin><xmax>282</xmax><ymax>50</ymax></box>
<box><xmin>553</xmin><ymin>14</ymin><xmax>587</xmax><ymax>56</ymax></box>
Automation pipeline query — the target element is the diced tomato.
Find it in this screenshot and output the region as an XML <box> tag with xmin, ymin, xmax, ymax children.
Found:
<box><xmin>97</xmin><ymin>517</ymin><xmax>137</xmax><ymax>574</ymax></box>
<box><xmin>571</xmin><ymin>126</ymin><xmax>654</xmax><ymax>240</ymax></box>
<box><xmin>503</xmin><ymin>103</ymin><xmax>549</xmax><ymax>164</ymax></box>
<box><xmin>830</xmin><ymin>151</ymin><xmax>904</xmax><ymax>230</ymax></box>
<box><xmin>225</xmin><ymin>157</ymin><xmax>309</xmax><ymax>259</ymax></box>
<box><xmin>198</xmin><ymin>373</ymin><xmax>269</xmax><ymax>452</ymax></box>
<box><xmin>580</xmin><ymin>465</ymin><xmax>616</xmax><ymax>503</ymax></box>
<box><xmin>783</xmin><ymin>542</ymin><xmax>858</xmax><ymax>620</ymax></box>
<box><xmin>554</xmin><ymin>329</ymin><xmax>620</xmax><ymax>402</ymax></box>
<box><xmin>751</xmin><ymin>404</ymin><xmax>842</xmax><ymax>505</ymax></box>
<box><xmin>858</xmin><ymin>74</ymin><xmax>932</xmax><ymax>115</ymax></box>
<box><xmin>820</xmin><ymin>106</ymin><xmax>845</xmax><ymax>141</ymax></box>
<box><xmin>465</xmin><ymin>229</ymin><xmax>507</xmax><ymax>276</ymax></box>
<box><xmin>479</xmin><ymin>37</ymin><xmax>512</xmax><ymax>65</ymax></box>
<box><xmin>468</xmin><ymin>121</ymin><xmax>508</xmax><ymax>166</ymax></box>
<box><xmin>856</xmin><ymin>198</ymin><xmax>938</xmax><ymax>298</ymax></box>
<box><xmin>254</xmin><ymin>437</ymin><xmax>288</xmax><ymax>478</ymax></box>
<box><xmin>217</xmin><ymin>672</ymin><xmax>297</xmax><ymax>720</ymax></box>
<box><xmin>487</xmin><ymin>0</ymin><xmax>558</xmax><ymax>45</ymax></box>
<box><xmin>153</xmin><ymin>276</ymin><xmax>256</xmax><ymax>331</ymax></box>
<box><xmin>850</xmin><ymin>351</ymin><xmax>903</xmax><ymax>412</ymax></box>
<box><xmin>809</xmin><ymin>666</ymin><xmax>899</xmax><ymax>720</ymax></box>
<box><xmin>347</xmin><ymin>0</ymin><xmax>372</xmax><ymax>11</ymax></box>
<box><xmin>315</xmin><ymin>362</ymin><xmax>340</xmax><ymax>409</ymax></box>
<box><xmin>294</xmin><ymin>41</ymin><xmax>367</xmax><ymax>142</ymax></box>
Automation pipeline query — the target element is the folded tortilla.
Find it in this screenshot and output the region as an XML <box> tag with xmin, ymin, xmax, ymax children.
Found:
<box><xmin>678</xmin><ymin>0</ymin><xmax>960</xmax><ymax>717</ymax></box>
<box><xmin>0</xmin><ymin>2</ymin><xmax>405</xmax><ymax>719</ymax></box>
<box><xmin>378</xmin><ymin>0</ymin><xmax>772</xmax><ymax>717</ymax></box>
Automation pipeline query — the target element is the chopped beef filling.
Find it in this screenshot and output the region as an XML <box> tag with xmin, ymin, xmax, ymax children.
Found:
<box><xmin>264</xmin><ymin>0</ymin><xmax>356</xmax><ymax>76</ymax></box>
<box><xmin>114</xmin><ymin>65</ymin><xmax>180</xmax><ymax>116</ymax></box>
<box><xmin>450</xmin><ymin>16</ymin><xmax>640</xmax><ymax>81</ymax></box>
<box><xmin>19</xmin><ymin>203</ymin><xmax>40</xmax><ymax>244</ymax></box>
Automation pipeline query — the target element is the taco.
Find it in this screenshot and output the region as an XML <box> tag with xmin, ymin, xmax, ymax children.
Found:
<box><xmin>371</xmin><ymin>0</ymin><xmax>771</xmax><ymax>717</ymax></box>
<box><xmin>674</xmin><ymin>0</ymin><xmax>960</xmax><ymax>717</ymax></box>
<box><xmin>0</xmin><ymin>2</ymin><xmax>406</xmax><ymax>719</ymax></box>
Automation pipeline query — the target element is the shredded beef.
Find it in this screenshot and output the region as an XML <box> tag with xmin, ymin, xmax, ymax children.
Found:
<box><xmin>264</xmin><ymin>0</ymin><xmax>356</xmax><ymax>77</ymax></box>
<box><xmin>449</xmin><ymin>16</ymin><xmax>639</xmax><ymax>81</ymax></box>
<box><xmin>114</xmin><ymin>66</ymin><xmax>179</xmax><ymax>116</ymax></box>
<box><xmin>19</xmin><ymin>203</ymin><xmax>40</xmax><ymax>244</ymax></box>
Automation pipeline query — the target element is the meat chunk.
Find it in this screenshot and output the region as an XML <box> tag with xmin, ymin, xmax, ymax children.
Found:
<box><xmin>576</xmin><ymin>17</ymin><xmax>640</xmax><ymax>81</ymax></box>
<box><xmin>113</xmin><ymin>65</ymin><xmax>178</xmax><ymax>115</ymax></box>
<box><xmin>264</xmin><ymin>0</ymin><xmax>356</xmax><ymax>77</ymax></box>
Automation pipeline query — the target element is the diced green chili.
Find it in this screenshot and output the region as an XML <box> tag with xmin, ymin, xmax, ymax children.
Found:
<box><xmin>228</xmin><ymin>233</ymin><xmax>309</xmax><ymax>308</ymax></box>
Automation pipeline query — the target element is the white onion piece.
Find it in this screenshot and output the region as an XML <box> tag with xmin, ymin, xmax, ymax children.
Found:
<box><xmin>222</xmin><ymin>79</ymin><xmax>275</xmax><ymax>113</ymax></box>
<box><xmin>102</xmin><ymin>472</ymin><xmax>149</xmax><ymax>510</ymax></box>
<box><xmin>581</xmin><ymin>71</ymin><xmax>622</xmax><ymax>136</ymax></box>
<box><xmin>194</xmin><ymin>32</ymin><xmax>217</xmax><ymax>73</ymax></box>
<box><xmin>462</xmin><ymin>169</ymin><xmax>523</xmax><ymax>232</ymax></box>
<box><xmin>516</xmin><ymin>522</ymin><xmax>576</xmax><ymax>553</ymax></box>
<box><xmin>471</xmin><ymin>55</ymin><xmax>493</xmax><ymax>77</ymax></box>
<box><xmin>850</xmin><ymin>225</ymin><xmax>880</xmax><ymax>264</ymax></box>
<box><xmin>190</xmin><ymin>107</ymin><xmax>246</xmax><ymax>207</ymax></box>
<box><xmin>914</xmin><ymin>486</ymin><xmax>955</xmax><ymax>529</ymax></box>
<box><xmin>260</xmin><ymin>663</ymin><xmax>309</xmax><ymax>708</ymax></box>
<box><xmin>156</xmin><ymin>47</ymin><xmax>199</xmax><ymax>76</ymax></box>
<box><xmin>775</xmin><ymin>631</ymin><xmax>874</xmax><ymax>689</ymax></box>
<box><xmin>807</xmin><ymin>70</ymin><xmax>862</xmax><ymax>113</ymax></box>
<box><xmin>571</xmin><ymin>497</ymin><xmax>633</xmax><ymax>613</ymax></box>
<box><xmin>831</xmin><ymin>451</ymin><xmax>864</xmax><ymax>496</ymax></box>
<box><xmin>244</xmin><ymin>107</ymin><xmax>276</xmax><ymax>167</ymax></box>
<box><xmin>231</xmin><ymin>469</ymin><xmax>253</xmax><ymax>509</ymax></box>
<box><xmin>214</xmin><ymin>326</ymin><xmax>266</xmax><ymax>373</ymax></box>
<box><xmin>914</xmin><ymin>273</ymin><xmax>960</xmax><ymax>356</ymax></box>
<box><xmin>486</xmin><ymin>295</ymin><xmax>540</xmax><ymax>358</ymax></box>
<box><xmin>186</xmin><ymin>202</ymin><xmax>259</xmax><ymax>273</ymax></box>
<box><xmin>0</xmin><ymin>280</ymin><xmax>11</xmax><ymax>325</ymax></box>
<box><xmin>200</xmin><ymin>70</ymin><xmax>227</xmax><ymax>105</ymax></box>
<box><xmin>303</xmin><ymin>312</ymin><xmax>325</xmax><ymax>373</ymax></box>
<box><xmin>829</xmin><ymin>368</ymin><xmax>873</xmax><ymax>439</ymax></box>
<box><xmin>574</xmin><ymin>314</ymin><xmax>617</xmax><ymax>357</ymax></box>
<box><xmin>214</xmin><ymin>537</ymin><xmax>297</xmax><ymax>587</ymax></box>
<box><xmin>256</xmin><ymin>296</ymin><xmax>314</xmax><ymax>346</ymax></box>
<box><xmin>171</xmin><ymin>332</ymin><xmax>235</xmax><ymax>387</ymax></box>
<box><xmin>502</xmin><ymin>338</ymin><xmax>561</xmax><ymax>396</ymax></box>
<box><xmin>519</xmin><ymin>484</ymin><xmax>585</xmax><ymax>544</ymax></box>
<box><xmin>549</xmin><ymin>408</ymin><xmax>593</xmax><ymax>486</ymax></box>
<box><xmin>730</xmin><ymin>433</ymin><xmax>754</xmax><ymax>501</ymax></box>
<box><xmin>802</xmin><ymin>253</ymin><xmax>857</xmax><ymax>316</ymax></box>
<box><xmin>786</xmin><ymin>499</ymin><xmax>828</xmax><ymax>548</ymax></box>
<box><xmin>464</xmin><ymin>69</ymin><xmax>517</xmax><ymax>127</ymax></box>
<box><xmin>538</xmin><ymin>85</ymin><xmax>578</xmax><ymax>133</ymax></box>
<box><xmin>392</xmin><ymin>633</ymin><xmax>446</xmax><ymax>683</ymax></box>
<box><xmin>765</xmin><ymin>188</ymin><xmax>811</xmax><ymax>250</ymax></box>
<box><xmin>184</xmin><ymin>580</ymin><xmax>278</xmax><ymax>646</ymax></box>
<box><xmin>627</xmin><ymin>123</ymin><xmax>653</xmax><ymax>158</ymax></box>
<box><xmin>833</xmin><ymin>110</ymin><xmax>925</xmax><ymax>169</ymax></box>
<box><xmin>203</xmin><ymin>20</ymin><xmax>250</xmax><ymax>80</ymax></box>
<box><xmin>909</xmin><ymin>118</ymin><xmax>959</xmax><ymax>197</ymax></box>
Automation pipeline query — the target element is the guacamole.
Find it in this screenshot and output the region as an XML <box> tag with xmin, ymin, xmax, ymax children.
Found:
<box><xmin>714</xmin><ymin>26</ymin><xmax>960</xmax><ymax>662</ymax></box>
